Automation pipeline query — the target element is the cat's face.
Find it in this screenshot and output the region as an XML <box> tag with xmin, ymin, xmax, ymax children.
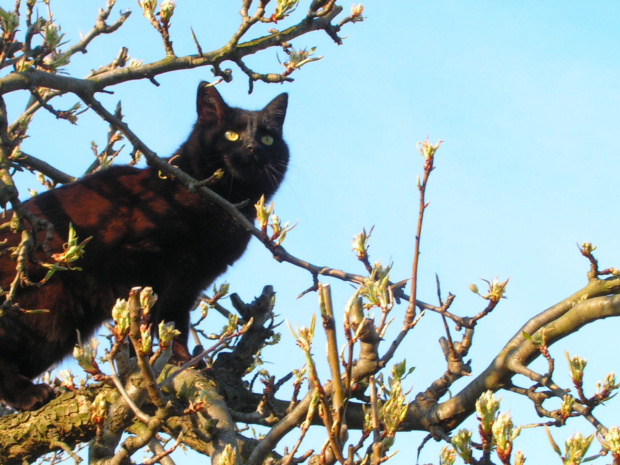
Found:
<box><xmin>195</xmin><ymin>83</ymin><xmax>289</xmax><ymax>199</ymax></box>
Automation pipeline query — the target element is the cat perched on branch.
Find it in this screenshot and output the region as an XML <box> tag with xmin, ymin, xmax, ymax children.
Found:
<box><xmin>0</xmin><ymin>82</ymin><xmax>289</xmax><ymax>411</ymax></box>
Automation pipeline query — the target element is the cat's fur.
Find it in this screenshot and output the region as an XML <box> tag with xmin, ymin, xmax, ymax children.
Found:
<box><xmin>0</xmin><ymin>82</ymin><xmax>289</xmax><ymax>411</ymax></box>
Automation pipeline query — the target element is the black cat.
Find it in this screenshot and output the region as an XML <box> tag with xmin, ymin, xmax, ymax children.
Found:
<box><xmin>0</xmin><ymin>82</ymin><xmax>289</xmax><ymax>410</ymax></box>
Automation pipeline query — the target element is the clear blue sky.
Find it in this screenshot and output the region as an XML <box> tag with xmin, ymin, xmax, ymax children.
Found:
<box><xmin>8</xmin><ymin>1</ymin><xmax>620</xmax><ymax>463</ymax></box>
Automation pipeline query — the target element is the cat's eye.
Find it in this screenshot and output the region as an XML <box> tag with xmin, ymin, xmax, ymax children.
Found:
<box><xmin>224</xmin><ymin>131</ymin><xmax>240</xmax><ymax>141</ymax></box>
<box><xmin>261</xmin><ymin>135</ymin><xmax>274</xmax><ymax>146</ymax></box>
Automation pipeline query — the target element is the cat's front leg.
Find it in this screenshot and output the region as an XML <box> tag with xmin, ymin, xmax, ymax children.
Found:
<box><xmin>0</xmin><ymin>359</ymin><xmax>56</xmax><ymax>411</ymax></box>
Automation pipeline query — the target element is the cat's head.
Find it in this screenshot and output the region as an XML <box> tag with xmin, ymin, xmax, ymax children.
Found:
<box><xmin>190</xmin><ymin>82</ymin><xmax>289</xmax><ymax>202</ymax></box>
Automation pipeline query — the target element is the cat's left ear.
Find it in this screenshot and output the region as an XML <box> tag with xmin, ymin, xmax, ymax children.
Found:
<box><xmin>197</xmin><ymin>81</ymin><xmax>229</xmax><ymax>126</ymax></box>
<box><xmin>263</xmin><ymin>93</ymin><xmax>288</xmax><ymax>128</ymax></box>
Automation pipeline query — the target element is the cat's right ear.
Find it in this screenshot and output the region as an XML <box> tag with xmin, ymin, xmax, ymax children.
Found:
<box><xmin>197</xmin><ymin>82</ymin><xmax>228</xmax><ymax>126</ymax></box>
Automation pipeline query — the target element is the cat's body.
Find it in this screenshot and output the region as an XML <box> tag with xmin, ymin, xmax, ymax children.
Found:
<box><xmin>0</xmin><ymin>82</ymin><xmax>289</xmax><ymax>411</ymax></box>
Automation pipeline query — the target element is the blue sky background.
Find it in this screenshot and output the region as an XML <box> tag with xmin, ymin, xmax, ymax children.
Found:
<box><xmin>5</xmin><ymin>1</ymin><xmax>620</xmax><ymax>463</ymax></box>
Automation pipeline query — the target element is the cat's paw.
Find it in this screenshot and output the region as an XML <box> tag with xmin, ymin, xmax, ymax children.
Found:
<box><xmin>11</xmin><ymin>383</ymin><xmax>56</xmax><ymax>411</ymax></box>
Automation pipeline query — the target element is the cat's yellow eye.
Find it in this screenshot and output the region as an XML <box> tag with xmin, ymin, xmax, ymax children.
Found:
<box><xmin>261</xmin><ymin>135</ymin><xmax>274</xmax><ymax>146</ymax></box>
<box><xmin>224</xmin><ymin>131</ymin><xmax>240</xmax><ymax>141</ymax></box>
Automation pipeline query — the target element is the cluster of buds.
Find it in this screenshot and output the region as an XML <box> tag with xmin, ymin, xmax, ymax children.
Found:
<box><xmin>417</xmin><ymin>138</ymin><xmax>443</xmax><ymax>161</ymax></box>
<box><xmin>595</xmin><ymin>372</ymin><xmax>619</xmax><ymax>402</ymax></box>
<box><xmin>138</xmin><ymin>0</ymin><xmax>175</xmax><ymax>54</ymax></box>
<box><xmin>580</xmin><ymin>242</ymin><xmax>596</xmax><ymax>256</ymax></box>
<box><xmin>0</xmin><ymin>8</ymin><xmax>19</xmax><ymax>39</ymax></box>
<box><xmin>439</xmin><ymin>446</ymin><xmax>456</xmax><ymax>465</ymax></box>
<box><xmin>600</xmin><ymin>426</ymin><xmax>620</xmax><ymax>457</ymax></box>
<box><xmin>73</xmin><ymin>338</ymin><xmax>101</xmax><ymax>375</ymax></box>
<box><xmin>476</xmin><ymin>390</ymin><xmax>501</xmax><ymax>435</ymax></box>
<box><xmin>451</xmin><ymin>391</ymin><xmax>522</xmax><ymax>464</ymax></box>
<box><xmin>378</xmin><ymin>363</ymin><xmax>411</xmax><ymax>444</ymax></box>
<box><xmin>90</xmin><ymin>391</ymin><xmax>115</xmax><ymax>425</ymax></box>
<box><xmin>274</xmin><ymin>0</ymin><xmax>299</xmax><ymax>20</ymax></box>
<box><xmin>289</xmin><ymin>313</ymin><xmax>316</xmax><ymax>355</ymax></box>
<box><xmin>43</xmin><ymin>22</ymin><xmax>64</xmax><ymax>50</ymax></box>
<box><xmin>255</xmin><ymin>195</ymin><xmax>294</xmax><ymax>246</ymax></box>
<box><xmin>566</xmin><ymin>351</ymin><xmax>587</xmax><ymax>385</ymax></box>
<box><xmin>469</xmin><ymin>276</ymin><xmax>509</xmax><ymax>302</ymax></box>
<box><xmin>560</xmin><ymin>394</ymin><xmax>575</xmax><ymax>422</ymax></box>
<box><xmin>140</xmin><ymin>287</ymin><xmax>158</xmax><ymax>319</ymax></box>
<box><xmin>281</xmin><ymin>46</ymin><xmax>323</xmax><ymax>76</ymax></box>
<box><xmin>42</xmin><ymin>224</ymin><xmax>93</xmax><ymax>281</ymax></box>
<box><xmin>352</xmin><ymin>227</ymin><xmax>373</xmax><ymax>262</ymax></box>
<box><xmin>492</xmin><ymin>412</ymin><xmax>521</xmax><ymax>462</ymax></box>
<box><xmin>159</xmin><ymin>0</ymin><xmax>176</xmax><ymax>24</ymax></box>
<box><xmin>42</xmin><ymin>29</ymin><xmax>70</xmax><ymax>71</ymax></box>
<box><xmin>138</xmin><ymin>0</ymin><xmax>157</xmax><ymax>21</ymax></box>
<box><xmin>451</xmin><ymin>429</ymin><xmax>473</xmax><ymax>463</ymax></box>
<box><xmin>351</xmin><ymin>4</ymin><xmax>365</xmax><ymax>21</ymax></box>
<box><xmin>135</xmin><ymin>288</ymin><xmax>157</xmax><ymax>355</ymax></box>
<box><xmin>360</xmin><ymin>261</ymin><xmax>393</xmax><ymax>311</ymax></box>
<box><xmin>219</xmin><ymin>443</ymin><xmax>238</xmax><ymax>465</ymax></box>
<box><xmin>111</xmin><ymin>298</ymin><xmax>130</xmax><ymax>340</ymax></box>
<box><xmin>563</xmin><ymin>433</ymin><xmax>594</xmax><ymax>465</ymax></box>
<box><xmin>158</xmin><ymin>321</ymin><xmax>180</xmax><ymax>351</ymax></box>
<box><xmin>211</xmin><ymin>282</ymin><xmax>230</xmax><ymax>303</ymax></box>
<box><xmin>140</xmin><ymin>323</ymin><xmax>153</xmax><ymax>355</ymax></box>
<box><xmin>255</xmin><ymin>194</ymin><xmax>274</xmax><ymax>235</ymax></box>
<box><xmin>57</xmin><ymin>369</ymin><xmax>76</xmax><ymax>391</ymax></box>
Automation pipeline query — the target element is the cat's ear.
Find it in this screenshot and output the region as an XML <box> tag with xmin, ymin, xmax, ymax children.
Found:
<box><xmin>197</xmin><ymin>82</ymin><xmax>229</xmax><ymax>126</ymax></box>
<box><xmin>262</xmin><ymin>93</ymin><xmax>288</xmax><ymax>128</ymax></box>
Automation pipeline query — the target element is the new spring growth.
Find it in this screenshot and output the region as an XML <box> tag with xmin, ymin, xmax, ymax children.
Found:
<box><xmin>282</xmin><ymin>47</ymin><xmax>323</xmax><ymax>76</ymax></box>
<box><xmin>58</xmin><ymin>370</ymin><xmax>76</xmax><ymax>391</ymax></box>
<box><xmin>42</xmin><ymin>224</ymin><xmax>93</xmax><ymax>280</ymax></box>
<box><xmin>140</xmin><ymin>324</ymin><xmax>153</xmax><ymax>355</ymax></box>
<box><xmin>563</xmin><ymin>433</ymin><xmax>594</xmax><ymax>465</ymax></box>
<box><xmin>288</xmin><ymin>313</ymin><xmax>316</xmax><ymax>354</ymax></box>
<box><xmin>595</xmin><ymin>372</ymin><xmax>618</xmax><ymax>401</ymax></box>
<box><xmin>352</xmin><ymin>227</ymin><xmax>373</xmax><ymax>261</ymax></box>
<box><xmin>219</xmin><ymin>443</ymin><xmax>238</xmax><ymax>465</ymax></box>
<box><xmin>601</xmin><ymin>426</ymin><xmax>620</xmax><ymax>454</ymax></box>
<box><xmin>255</xmin><ymin>195</ymin><xmax>274</xmax><ymax>235</ymax></box>
<box><xmin>580</xmin><ymin>242</ymin><xmax>596</xmax><ymax>255</ymax></box>
<box><xmin>560</xmin><ymin>395</ymin><xmax>575</xmax><ymax>421</ymax></box>
<box><xmin>360</xmin><ymin>261</ymin><xmax>394</xmax><ymax>311</ymax></box>
<box><xmin>91</xmin><ymin>391</ymin><xmax>114</xmax><ymax>425</ymax></box>
<box><xmin>566</xmin><ymin>351</ymin><xmax>587</xmax><ymax>384</ymax></box>
<box><xmin>160</xmin><ymin>0</ymin><xmax>176</xmax><ymax>24</ymax></box>
<box><xmin>254</xmin><ymin>195</ymin><xmax>294</xmax><ymax>245</ymax></box>
<box><xmin>469</xmin><ymin>276</ymin><xmax>509</xmax><ymax>302</ymax></box>
<box><xmin>451</xmin><ymin>429</ymin><xmax>473</xmax><ymax>463</ymax></box>
<box><xmin>417</xmin><ymin>138</ymin><xmax>442</xmax><ymax>162</ymax></box>
<box><xmin>140</xmin><ymin>287</ymin><xmax>158</xmax><ymax>319</ymax></box>
<box><xmin>492</xmin><ymin>412</ymin><xmax>521</xmax><ymax>459</ymax></box>
<box><xmin>112</xmin><ymin>298</ymin><xmax>130</xmax><ymax>340</ymax></box>
<box><xmin>351</xmin><ymin>4</ymin><xmax>365</xmax><ymax>21</ymax></box>
<box><xmin>15</xmin><ymin>56</ymin><xmax>34</xmax><ymax>72</ymax></box>
<box><xmin>380</xmin><ymin>363</ymin><xmax>410</xmax><ymax>439</ymax></box>
<box><xmin>439</xmin><ymin>446</ymin><xmax>456</xmax><ymax>465</ymax></box>
<box><xmin>158</xmin><ymin>321</ymin><xmax>180</xmax><ymax>349</ymax></box>
<box><xmin>128</xmin><ymin>58</ymin><xmax>144</xmax><ymax>68</ymax></box>
<box><xmin>212</xmin><ymin>282</ymin><xmax>230</xmax><ymax>302</ymax></box>
<box><xmin>275</xmin><ymin>0</ymin><xmax>299</xmax><ymax>20</ymax></box>
<box><xmin>138</xmin><ymin>0</ymin><xmax>157</xmax><ymax>20</ymax></box>
<box><xmin>0</xmin><ymin>8</ymin><xmax>19</xmax><ymax>36</ymax></box>
<box><xmin>270</xmin><ymin>214</ymin><xmax>289</xmax><ymax>246</ymax></box>
<box><xmin>476</xmin><ymin>390</ymin><xmax>500</xmax><ymax>435</ymax></box>
<box><xmin>514</xmin><ymin>450</ymin><xmax>525</xmax><ymax>465</ymax></box>
<box><xmin>73</xmin><ymin>338</ymin><xmax>100</xmax><ymax>374</ymax></box>
<box><xmin>43</xmin><ymin>22</ymin><xmax>64</xmax><ymax>50</ymax></box>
